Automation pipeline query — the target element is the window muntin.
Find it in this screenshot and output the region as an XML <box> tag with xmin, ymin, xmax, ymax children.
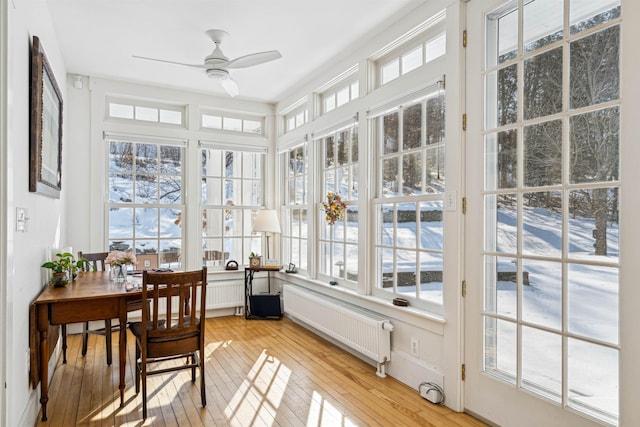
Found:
<box><xmin>107</xmin><ymin>139</ymin><xmax>184</xmax><ymax>269</ymax></box>
<box><xmin>373</xmin><ymin>87</ymin><xmax>446</xmax><ymax>306</ymax></box>
<box><xmin>483</xmin><ymin>1</ymin><xmax>620</xmax><ymax>423</ymax></box>
<box><xmin>318</xmin><ymin>126</ymin><xmax>359</xmax><ymax>286</ymax></box>
<box><xmin>200</xmin><ymin>148</ymin><xmax>265</xmax><ymax>267</ymax></box>
<box><xmin>282</xmin><ymin>144</ymin><xmax>308</xmax><ymax>272</ymax></box>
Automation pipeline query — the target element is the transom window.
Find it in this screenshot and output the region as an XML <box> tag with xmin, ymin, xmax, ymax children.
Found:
<box><xmin>378</xmin><ymin>29</ymin><xmax>446</xmax><ymax>86</ymax></box>
<box><xmin>201</xmin><ymin>112</ymin><xmax>264</xmax><ymax>135</ymax></box>
<box><xmin>322</xmin><ymin>78</ymin><xmax>359</xmax><ymax>114</ymax></box>
<box><xmin>285</xmin><ymin>106</ymin><xmax>309</xmax><ymax>133</ymax></box>
<box><xmin>107</xmin><ymin>99</ymin><xmax>184</xmax><ymax>126</ymax></box>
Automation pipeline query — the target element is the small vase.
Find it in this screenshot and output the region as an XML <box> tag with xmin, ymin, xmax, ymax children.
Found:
<box><xmin>50</xmin><ymin>271</ymin><xmax>69</xmax><ymax>287</ymax></box>
<box><xmin>112</xmin><ymin>265</ymin><xmax>126</xmax><ymax>284</ymax></box>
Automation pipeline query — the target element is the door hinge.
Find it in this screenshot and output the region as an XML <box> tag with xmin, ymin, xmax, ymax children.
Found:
<box><xmin>462</xmin><ymin>280</ymin><xmax>467</xmax><ymax>297</ymax></box>
<box><xmin>461</xmin><ymin>364</ymin><xmax>466</xmax><ymax>381</ymax></box>
<box><xmin>462</xmin><ymin>113</ymin><xmax>467</xmax><ymax>131</ymax></box>
<box><xmin>462</xmin><ymin>197</ymin><xmax>467</xmax><ymax>214</ymax></box>
<box><xmin>463</xmin><ymin>30</ymin><xmax>467</xmax><ymax>47</ymax></box>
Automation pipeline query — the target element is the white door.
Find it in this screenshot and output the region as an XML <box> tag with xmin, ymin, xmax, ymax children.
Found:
<box><xmin>465</xmin><ymin>1</ymin><xmax>621</xmax><ymax>426</ymax></box>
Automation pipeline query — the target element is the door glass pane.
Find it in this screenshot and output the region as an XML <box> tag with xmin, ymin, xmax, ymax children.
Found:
<box><xmin>522</xmin><ymin>191</ymin><xmax>562</xmax><ymax>258</ymax></box>
<box><xmin>567</xmin><ymin>339</ymin><xmax>619</xmax><ymax>423</ymax></box>
<box><xmin>568</xmin><ymin>263</ymin><xmax>618</xmax><ymax>344</ymax></box>
<box><xmin>569</xmin><ymin>108</ymin><xmax>619</xmax><ymax>184</ymax></box>
<box><xmin>485</xmin><ymin>130</ymin><xmax>517</xmax><ymax>191</ymax></box>
<box><xmin>487</xmin><ymin>64</ymin><xmax>518</xmax><ymax>128</ymax></box>
<box><xmin>570</xmin><ymin>0</ymin><xmax>620</xmax><ymax>34</ymax></box>
<box><xmin>523</xmin><ymin>120</ymin><xmax>562</xmax><ymax>187</ymax></box>
<box><xmin>495</xmin><ymin>7</ymin><xmax>518</xmax><ymax>64</ymax></box>
<box><xmin>570</xmin><ymin>26</ymin><xmax>619</xmax><ymax>109</ymax></box>
<box><xmin>522</xmin><ymin>259</ymin><xmax>562</xmax><ymax>330</ymax></box>
<box><xmin>523</xmin><ymin>0</ymin><xmax>563</xmax><ymax>52</ymax></box>
<box><xmin>568</xmin><ymin>188</ymin><xmax>619</xmax><ymax>262</ymax></box>
<box><xmin>522</xmin><ymin>327</ymin><xmax>561</xmax><ymax>401</ymax></box>
<box><xmin>484</xmin><ymin>317</ymin><xmax>516</xmax><ymax>384</ymax></box>
<box><xmin>523</xmin><ymin>47</ymin><xmax>563</xmax><ymax>120</ymax></box>
<box><xmin>485</xmin><ymin>194</ymin><xmax>517</xmax><ymax>254</ymax></box>
<box><xmin>484</xmin><ymin>255</ymin><xmax>517</xmax><ymax>319</ymax></box>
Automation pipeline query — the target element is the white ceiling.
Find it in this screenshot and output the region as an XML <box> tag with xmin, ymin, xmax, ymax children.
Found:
<box><xmin>46</xmin><ymin>0</ymin><xmax>425</xmax><ymax>104</ymax></box>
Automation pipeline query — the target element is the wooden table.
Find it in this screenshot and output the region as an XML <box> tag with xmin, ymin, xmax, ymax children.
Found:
<box><xmin>33</xmin><ymin>271</ymin><xmax>140</xmax><ymax>421</ymax></box>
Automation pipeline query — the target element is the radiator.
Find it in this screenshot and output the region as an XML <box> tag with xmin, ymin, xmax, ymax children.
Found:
<box><xmin>283</xmin><ymin>285</ymin><xmax>394</xmax><ymax>377</ymax></box>
<box><xmin>206</xmin><ymin>281</ymin><xmax>244</xmax><ymax>310</ymax></box>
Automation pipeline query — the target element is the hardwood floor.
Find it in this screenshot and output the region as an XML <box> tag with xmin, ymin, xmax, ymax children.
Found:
<box><xmin>36</xmin><ymin>315</ymin><xmax>487</xmax><ymax>427</ymax></box>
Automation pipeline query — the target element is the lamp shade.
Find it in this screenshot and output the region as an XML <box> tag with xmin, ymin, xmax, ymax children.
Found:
<box><xmin>253</xmin><ymin>209</ymin><xmax>281</xmax><ymax>234</ymax></box>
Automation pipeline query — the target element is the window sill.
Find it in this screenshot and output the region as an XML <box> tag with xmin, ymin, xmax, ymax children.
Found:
<box><xmin>276</xmin><ymin>272</ymin><xmax>446</xmax><ymax>335</ymax></box>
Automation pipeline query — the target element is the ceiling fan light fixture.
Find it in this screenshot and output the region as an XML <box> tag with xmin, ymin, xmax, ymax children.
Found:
<box><xmin>206</xmin><ymin>68</ymin><xmax>229</xmax><ymax>80</ymax></box>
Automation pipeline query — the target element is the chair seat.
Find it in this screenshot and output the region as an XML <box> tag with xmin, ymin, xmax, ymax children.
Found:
<box><xmin>130</xmin><ymin>318</ymin><xmax>200</xmax><ymax>341</ymax></box>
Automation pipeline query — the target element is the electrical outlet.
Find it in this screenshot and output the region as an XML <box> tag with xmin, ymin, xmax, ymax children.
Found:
<box><xmin>410</xmin><ymin>337</ymin><xmax>419</xmax><ymax>357</ymax></box>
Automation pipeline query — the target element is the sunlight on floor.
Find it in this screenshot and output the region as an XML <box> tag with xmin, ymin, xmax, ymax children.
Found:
<box><xmin>307</xmin><ymin>390</ymin><xmax>357</xmax><ymax>427</ymax></box>
<box><xmin>225</xmin><ymin>349</ymin><xmax>291</xmax><ymax>425</ymax></box>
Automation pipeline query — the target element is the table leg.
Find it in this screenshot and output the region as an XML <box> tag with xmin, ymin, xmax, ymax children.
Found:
<box><xmin>37</xmin><ymin>304</ymin><xmax>49</xmax><ymax>421</ymax></box>
<box><xmin>119</xmin><ymin>301</ymin><xmax>127</xmax><ymax>406</ymax></box>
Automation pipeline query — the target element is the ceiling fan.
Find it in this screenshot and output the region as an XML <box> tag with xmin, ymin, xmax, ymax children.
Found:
<box><xmin>133</xmin><ymin>29</ymin><xmax>282</xmax><ymax>97</ymax></box>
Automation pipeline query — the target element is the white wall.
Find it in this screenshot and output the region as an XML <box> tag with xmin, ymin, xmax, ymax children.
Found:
<box><xmin>6</xmin><ymin>1</ymin><xmax>69</xmax><ymax>426</ymax></box>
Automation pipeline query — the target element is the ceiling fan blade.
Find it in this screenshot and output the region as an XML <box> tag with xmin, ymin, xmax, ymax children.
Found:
<box><xmin>132</xmin><ymin>55</ymin><xmax>206</xmax><ymax>70</ymax></box>
<box><xmin>226</xmin><ymin>50</ymin><xmax>282</xmax><ymax>69</ymax></box>
<box><xmin>221</xmin><ymin>78</ymin><xmax>239</xmax><ymax>97</ymax></box>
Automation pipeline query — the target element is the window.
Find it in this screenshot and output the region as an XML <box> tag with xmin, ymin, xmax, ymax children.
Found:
<box><xmin>281</xmin><ymin>144</ymin><xmax>309</xmax><ymax>272</ymax></box>
<box><xmin>107</xmin><ymin>139</ymin><xmax>184</xmax><ymax>269</ymax></box>
<box><xmin>285</xmin><ymin>106</ymin><xmax>309</xmax><ymax>133</ymax></box>
<box><xmin>201</xmin><ymin>112</ymin><xmax>264</xmax><ymax>135</ymax></box>
<box><xmin>107</xmin><ymin>99</ymin><xmax>184</xmax><ymax>126</ymax></box>
<box><xmin>318</xmin><ymin>125</ymin><xmax>359</xmax><ymax>286</ymax></box>
<box><xmin>483</xmin><ymin>1</ymin><xmax>620</xmax><ymax>423</ymax></box>
<box><xmin>200</xmin><ymin>147</ymin><xmax>266</xmax><ymax>267</ymax></box>
<box><xmin>322</xmin><ymin>78</ymin><xmax>360</xmax><ymax>114</ymax></box>
<box><xmin>378</xmin><ymin>30</ymin><xmax>446</xmax><ymax>85</ymax></box>
<box><xmin>372</xmin><ymin>87</ymin><xmax>446</xmax><ymax>307</ymax></box>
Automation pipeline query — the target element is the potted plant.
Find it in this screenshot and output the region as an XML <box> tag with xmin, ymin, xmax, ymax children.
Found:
<box><xmin>41</xmin><ymin>252</ymin><xmax>85</xmax><ymax>287</ymax></box>
<box><xmin>249</xmin><ymin>252</ymin><xmax>262</xmax><ymax>268</ymax></box>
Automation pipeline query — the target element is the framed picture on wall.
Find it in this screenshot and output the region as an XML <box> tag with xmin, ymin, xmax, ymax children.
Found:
<box><xmin>30</xmin><ymin>35</ymin><xmax>63</xmax><ymax>198</ymax></box>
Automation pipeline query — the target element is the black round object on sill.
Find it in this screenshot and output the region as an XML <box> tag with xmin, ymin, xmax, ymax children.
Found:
<box><xmin>225</xmin><ymin>260</ymin><xmax>239</xmax><ymax>270</ymax></box>
<box><xmin>393</xmin><ymin>297</ymin><xmax>409</xmax><ymax>307</ymax></box>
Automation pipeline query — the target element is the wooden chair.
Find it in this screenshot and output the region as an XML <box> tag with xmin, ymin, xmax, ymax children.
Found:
<box><xmin>74</xmin><ymin>251</ymin><xmax>148</xmax><ymax>366</ymax></box>
<box><xmin>129</xmin><ymin>268</ymin><xmax>207</xmax><ymax>419</ymax></box>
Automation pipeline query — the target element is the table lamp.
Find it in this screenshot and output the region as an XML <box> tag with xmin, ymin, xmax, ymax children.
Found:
<box><xmin>253</xmin><ymin>209</ymin><xmax>281</xmax><ymax>260</ymax></box>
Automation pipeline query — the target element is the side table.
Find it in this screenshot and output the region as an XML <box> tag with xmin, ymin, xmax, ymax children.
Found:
<box><xmin>244</xmin><ymin>267</ymin><xmax>282</xmax><ymax>320</ymax></box>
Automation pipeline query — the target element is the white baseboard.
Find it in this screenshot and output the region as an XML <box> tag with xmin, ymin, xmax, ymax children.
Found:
<box><xmin>387</xmin><ymin>349</ymin><xmax>444</xmax><ymax>394</ymax></box>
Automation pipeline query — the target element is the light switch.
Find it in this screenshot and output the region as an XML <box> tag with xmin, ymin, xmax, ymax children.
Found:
<box><xmin>16</xmin><ymin>207</ymin><xmax>29</xmax><ymax>232</ymax></box>
<box><xmin>444</xmin><ymin>191</ymin><xmax>457</xmax><ymax>211</ymax></box>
